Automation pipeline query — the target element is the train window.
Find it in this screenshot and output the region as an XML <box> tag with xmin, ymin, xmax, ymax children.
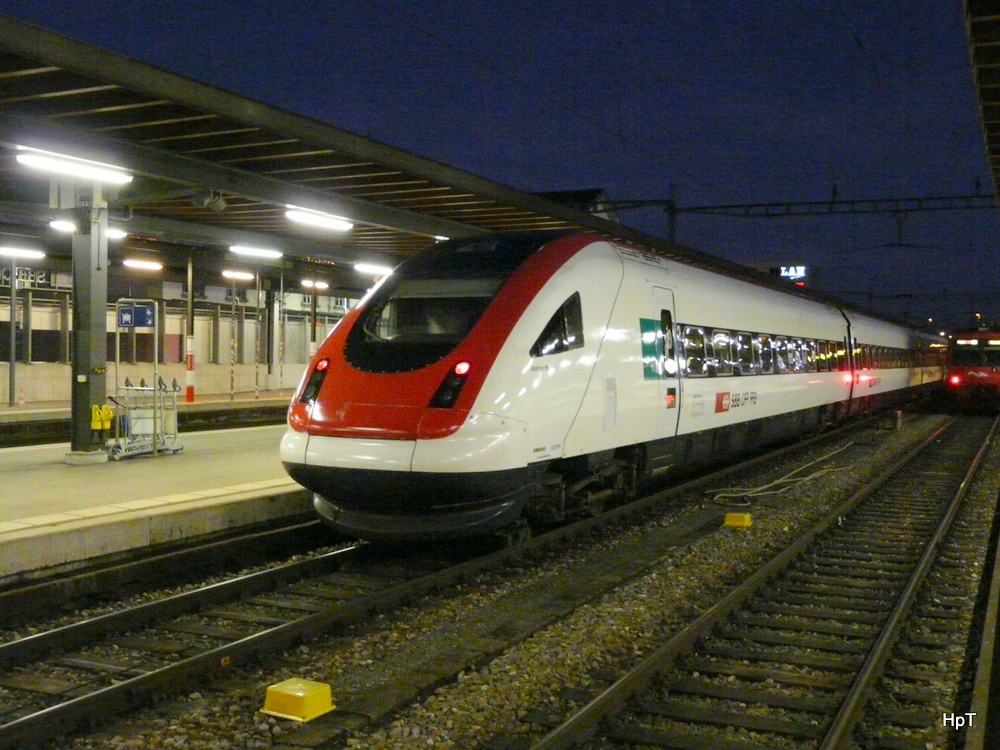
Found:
<box><xmin>344</xmin><ymin>233</ymin><xmax>558</xmax><ymax>373</ymax></box>
<box><xmin>773</xmin><ymin>336</ymin><xmax>789</xmax><ymax>373</ymax></box>
<box><xmin>736</xmin><ymin>332</ymin><xmax>755</xmax><ymax>374</ymax></box>
<box><xmin>683</xmin><ymin>326</ymin><xmax>707</xmax><ymax>376</ymax></box>
<box><xmin>804</xmin><ymin>340</ymin><xmax>818</xmax><ymax>372</ymax></box>
<box><xmin>816</xmin><ymin>341</ymin><xmax>829</xmax><ymax>372</ymax></box>
<box><xmin>530</xmin><ymin>292</ymin><xmax>585</xmax><ymax>357</ymax></box>
<box><xmin>757</xmin><ymin>334</ymin><xmax>773</xmax><ymax>373</ymax></box>
<box><xmin>835</xmin><ymin>341</ymin><xmax>848</xmax><ymax>371</ymax></box>
<box><xmin>786</xmin><ymin>339</ymin><xmax>804</xmax><ymax>373</ymax></box>
<box><xmin>711</xmin><ymin>330</ymin><xmax>733</xmax><ymax>375</ymax></box>
<box><xmin>660</xmin><ymin>310</ymin><xmax>678</xmax><ymax>376</ymax></box>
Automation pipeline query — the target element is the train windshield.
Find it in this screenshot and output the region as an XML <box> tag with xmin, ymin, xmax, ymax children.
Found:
<box><xmin>951</xmin><ymin>346</ymin><xmax>1000</xmax><ymax>366</ymax></box>
<box><xmin>345</xmin><ymin>233</ymin><xmax>562</xmax><ymax>372</ymax></box>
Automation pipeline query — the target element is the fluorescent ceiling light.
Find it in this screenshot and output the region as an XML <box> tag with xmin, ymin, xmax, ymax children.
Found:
<box><xmin>222</xmin><ymin>269</ymin><xmax>255</xmax><ymax>281</ymax></box>
<box><xmin>434</xmin><ymin>235</ymin><xmax>449</xmax><ymax>241</ymax></box>
<box><xmin>301</xmin><ymin>279</ymin><xmax>329</xmax><ymax>290</ymax></box>
<box><xmin>354</xmin><ymin>262</ymin><xmax>394</xmax><ymax>277</ymax></box>
<box><xmin>0</xmin><ymin>247</ymin><xmax>46</xmax><ymax>260</ymax></box>
<box><xmin>106</xmin><ymin>228</ymin><xmax>128</xmax><ymax>240</ymax></box>
<box><xmin>123</xmin><ymin>259</ymin><xmax>162</xmax><ymax>271</ymax></box>
<box><xmin>49</xmin><ymin>219</ymin><xmax>77</xmax><ymax>233</ymax></box>
<box><xmin>16</xmin><ymin>146</ymin><xmax>133</xmax><ymax>184</ymax></box>
<box><xmin>229</xmin><ymin>245</ymin><xmax>282</xmax><ymax>259</ymax></box>
<box><xmin>286</xmin><ymin>207</ymin><xmax>353</xmax><ymax>232</ymax></box>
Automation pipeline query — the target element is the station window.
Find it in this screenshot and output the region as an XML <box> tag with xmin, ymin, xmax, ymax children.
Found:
<box><xmin>712</xmin><ymin>329</ymin><xmax>733</xmax><ymax>375</ymax></box>
<box><xmin>683</xmin><ymin>326</ymin><xmax>707</xmax><ymax>376</ymax></box>
<box><xmin>530</xmin><ymin>292</ymin><xmax>585</xmax><ymax>357</ymax></box>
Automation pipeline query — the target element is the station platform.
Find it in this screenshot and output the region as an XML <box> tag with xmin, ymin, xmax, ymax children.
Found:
<box><xmin>0</xmin><ymin>420</ymin><xmax>312</xmax><ymax>585</ymax></box>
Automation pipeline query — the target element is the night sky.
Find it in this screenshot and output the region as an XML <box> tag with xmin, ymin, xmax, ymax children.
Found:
<box><xmin>0</xmin><ymin>0</ymin><xmax>994</xmax><ymax>329</ymax></box>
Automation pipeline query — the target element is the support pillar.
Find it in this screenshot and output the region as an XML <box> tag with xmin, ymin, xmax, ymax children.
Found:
<box><xmin>68</xmin><ymin>192</ymin><xmax>109</xmax><ymax>463</ymax></box>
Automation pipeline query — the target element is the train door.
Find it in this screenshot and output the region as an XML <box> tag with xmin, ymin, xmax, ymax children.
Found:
<box><xmin>652</xmin><ymin>287</ymin><xmax>680</xmax><ymax>437</ymax></box>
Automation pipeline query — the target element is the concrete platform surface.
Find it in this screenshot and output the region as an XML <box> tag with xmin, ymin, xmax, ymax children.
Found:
<box><xmin>0</xmin><ymin>424</ymin><xmax>311</xmax><ymax>582</ymax></box>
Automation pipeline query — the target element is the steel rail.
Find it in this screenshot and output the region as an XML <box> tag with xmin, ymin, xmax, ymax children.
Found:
<box><xmin>0</xmin><ymin>411</ymin><xmax>917</xmax><ymax>749</ymax></box>
<box><xmin>820</xmin><ymin>414</ymin><xmax>1000</xmax><ymax>748</ymax></box>
<box><xmin>528</xmin><ymin>418</ymin><xmax>960</xmax><ymax>750</ymax></box>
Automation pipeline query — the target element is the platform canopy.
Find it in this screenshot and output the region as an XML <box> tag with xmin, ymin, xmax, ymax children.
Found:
<box><xmin>0</xmin><ymin>13</ymin><xmax>763</xmax><ymax>295</ymax></box>
<box><xmin>966</xmin><ymin>0</ymin><xmax>1000</xmax><ymax>203</ymax></box>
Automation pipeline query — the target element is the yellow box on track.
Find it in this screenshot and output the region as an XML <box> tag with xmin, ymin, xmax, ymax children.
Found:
<box><xmin>723</xmin><ymin>513</ymin><xmax>753</xmax><ymax>528</ymax></box>
<box><xmin>260</xmin><ymin>678</ymin><xmax>335</xmax><ymax>722</ymax></box>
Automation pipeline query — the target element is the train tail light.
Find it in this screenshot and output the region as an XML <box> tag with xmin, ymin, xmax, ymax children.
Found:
<box><xmin>429</xmin><ymin>361</ymin><xmax>471</xmax><ymax>409</ymax></box>
<box><xmin>948</xmin><ymin>374</ymin><xmax>961</xmax><ymax>387</ymax></box>
<box><xmin>299</xmin><ymin>358</ymin><xmax>330</xmax><ymax>403</ymax></box>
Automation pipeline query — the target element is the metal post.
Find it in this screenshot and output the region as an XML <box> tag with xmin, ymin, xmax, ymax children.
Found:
<box><xmin>185</xmin><ymin>252</ymin><xmax>195</xmax><ymax>402</ymax></box>
<box><xmin>23</xmin><ymin>290</ymin><xmax>32</xmax><ymax>363</ymax></box>
<box><xmin>8</xmin><ymin>255</ymin><xmax>15</xmax><ymax>407</ymax></box>
<box><xmin>152</xmin><ymin>301</ymin><xmax>159</xmax><ymax>457</ymax></box>
<box><xmin>229</xmin><ymin>278</ymin><xmax>236</xmax><ymax>401</ymax></box>
<box><xmin>278</xmin><ymin>270</ymin><xmax>285</xmax><ymax>394</ymax></box>
<box><xmin>211</xmin><ymin>304</ymin><xmax>221</xmax><ymax>364</ymax></box>
<box><xmin>310</xmin><ymin>284</ymin><xmax>318</xmax><ymax>356</ymax></box>
<box><xmin>254</xmin><ymin>271</ymin><xmax>260</xmax><ymax>400</ymax></box>
<box><xmin>59</xmin><ymin>292</ymin><xmax>69</xmax><ymax>363</ymax></box>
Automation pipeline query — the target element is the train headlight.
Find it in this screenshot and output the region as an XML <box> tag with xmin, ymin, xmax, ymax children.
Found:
<box><xmin>429</xmin><ymin>361</ymin><xmax>471</xmax><ymax>409</ymax></box>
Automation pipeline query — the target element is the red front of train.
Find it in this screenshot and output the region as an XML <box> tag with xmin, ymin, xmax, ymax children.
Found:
<box><xmin>280</xmin><ymin>232</ymin><xmax>587</xmax><ymax>540</ymax></box>
<box><xmin>945</xmin><ymin>331</ymin><xmax>1000</xmax><ymax>405</ymax></box>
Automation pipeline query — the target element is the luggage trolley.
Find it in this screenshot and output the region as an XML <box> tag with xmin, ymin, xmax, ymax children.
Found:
<box><xmin>106</xmin><ymin>298</ymin><xmax>184</xmax><ymax>460</ymax></box>
<box><xmin>107</xmin><ymin>379</ymin><xmax>183</xmax><ymax>460</ymax></box>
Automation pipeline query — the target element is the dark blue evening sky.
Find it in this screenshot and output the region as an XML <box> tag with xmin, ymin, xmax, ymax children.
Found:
<box><xmin>0</xmin><ymin>1</ymin><xmax>994</xmax><ymax>327</ymax></box>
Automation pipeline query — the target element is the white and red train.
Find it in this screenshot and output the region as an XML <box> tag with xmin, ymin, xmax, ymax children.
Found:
<box><xmin>281</xmin><ymin>232</ymin><xmax>944</xmax><ymax>541</ymax></box>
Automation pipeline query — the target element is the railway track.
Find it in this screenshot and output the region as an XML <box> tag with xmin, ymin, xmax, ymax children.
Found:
<box><xmin>0</xmin><ymin>412</ymin><xmax>968</xmax><ymax>749</ymax></box>
<box><xmin>0</xmin><ymin>543</ymin><xmax>439</xmax><ymax>749</ymax></box>
<box><xmin>525</xmin><ymin>415</ymin><xmax>998</xmax><ymax>750</ymax></box>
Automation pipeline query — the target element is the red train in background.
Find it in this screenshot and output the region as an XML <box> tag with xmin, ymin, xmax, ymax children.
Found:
<box><xmin>946</xmin><ymin>330</ymin><xmax>1000</xmax><ymax>406</ymax></box>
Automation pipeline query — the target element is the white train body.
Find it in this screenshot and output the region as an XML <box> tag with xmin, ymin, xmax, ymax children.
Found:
<box><xmin>281</xmin><ymin>233</ymin><xmax>943</xmax><ymax>540</ymax></box>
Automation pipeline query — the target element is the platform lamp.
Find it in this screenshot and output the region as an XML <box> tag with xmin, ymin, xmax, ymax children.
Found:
<box><xmin>1</xmin><ymin>247</ymin><xmax>46</xmax><ymax>407</ymax></box>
